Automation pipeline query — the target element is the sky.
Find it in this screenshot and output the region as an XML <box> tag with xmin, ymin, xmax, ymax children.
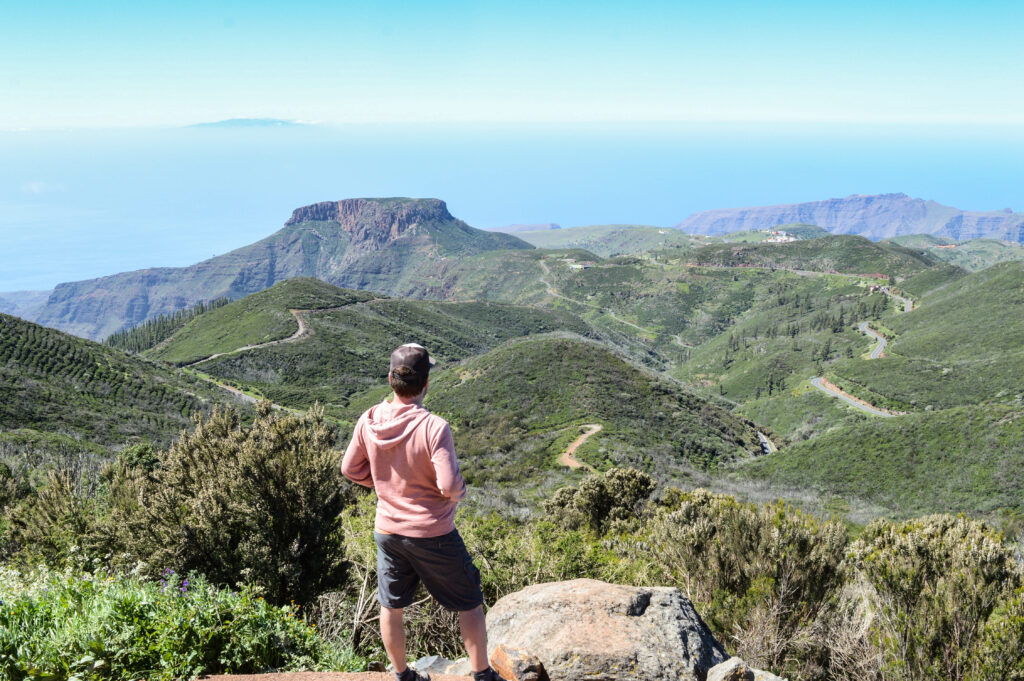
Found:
<box><xmin>2</xmin><ymin>1</ymin><xmax>1023</xmax><ymax>128</ymax></box>
<box><xmin>2</xmin><ymin>1</ymin><xmax>1024</xmax><ymax>293</ymax></box>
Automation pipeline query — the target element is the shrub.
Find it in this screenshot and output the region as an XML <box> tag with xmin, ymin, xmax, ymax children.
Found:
<box><xmin>543</xmin><ymin>467</ymin><xmax>656</xmax><ymax>532</ymax></box>
<box><xmin>0</xmin><ymin>566</ymin><xmax>363</xmax><ymax>680</ymax></box>
<box><xmin>848</xmin><ymin>514</ymin><xmax>1023</xmax><ymax>681</ymax></box>
<box><xmin>109</xmin><ymin>402</ymin><xmax>352</xmax><ymax>605</ymax></box>
<box><xmin>645</xmin><ymin>489</ymin><xmax>848</xmax><ymax>677</ymax></box>
<box><xmin>973</xmin><ymin>585</ymin><xmax>1024</xmax><ymax>681</ymax></box>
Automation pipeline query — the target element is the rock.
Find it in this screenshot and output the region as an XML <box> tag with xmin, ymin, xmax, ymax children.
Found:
<box><xmin>412</xmin><ymin>655</ymin><xmax>459</xmax><ymax>675</ymax></box>
<box><xmin>752</xmin><ymin>669</ymin><xmax>787</xmax><ymax>681</ymax></box>
<box><xmin>490</xmin><ymin>644</ymin><xmax>548</xmax><ymax>681</ymax></box>
<box><xmin>486</xmin><ymin>578</ymin><xmax>727</xmax><ymax>681</ymax></box>
<box><xmin>707</xmin><ymin>657</ymin><xmax>755</xmax><ymax>681</ymax></box>
<box><xmin>445</xmin><ymin>658</ymin><xmax>473</xmax><ymax>677</ymax></box>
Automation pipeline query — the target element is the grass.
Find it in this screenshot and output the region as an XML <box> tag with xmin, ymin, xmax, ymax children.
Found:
<box><xmin>185</xmin><ymin>298</ymin><xmax>595</xmax><ymax>413</ymax></box>
<box><xmin>516</xmin><ymin>224</ymin><xmax>698</xmax><ymax>256</ymax></box>
<box><xmin>0</xmin><ymin>566</ymin><xmax>364</xmax><ymax>679</ymax></box>
<box><xmin>677</xmin><ymin>234</ymin><xmax>937</xmax><ymax>279</ymax></box>
<box><xmin>827</xmin><ymin>261</ymin><xmax>1024</xmax><ymax>410</ymax></box>
<box><xmin>418</xmin><ymin>334</ymin><xmax>764</xmax><ymax>484</ymax></box>
<box><xmin>149</xmin><ymin>278</ymin><xmax>379</xmax><ymax>366</ymax></box>
<box><xmin>890</xmin><ymin>235</ymin><xmax>1024</xmax><ymax>272</ymax></box>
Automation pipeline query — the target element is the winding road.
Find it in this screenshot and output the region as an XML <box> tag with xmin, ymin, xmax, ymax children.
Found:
<box><xmin>559</xmin><ymin>424</ymin><xmax>602</xmax><ymax>471</ymax></box>
<box><xmin>809</xmin><ymin>377</ymin><xmax>897</xmax><ymax>418</ymax></box>
<box><xmin>881</xmin><ymin>286</ymin><xmax>914</xmax><ymax>312</ymax></box>
<box><xmin>757</xmin><ymin>432</ymin><xmax>777</xmax><ymax>454</ymax></box>
<box><xmin>858</xmin><ymin>321</ymin><xmax>887</xmax><ymax>359</ymax></box>
<box><xmin>538</xmin><ymin>260</ymin><xmax>691</xmax><ymax>349</ymax></box>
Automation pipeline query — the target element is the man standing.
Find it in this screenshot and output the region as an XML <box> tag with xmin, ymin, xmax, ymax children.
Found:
<box><xmin>342</xmin><ymin>343</ymin><xmax>499</xmax><ymax>681</ymax></box>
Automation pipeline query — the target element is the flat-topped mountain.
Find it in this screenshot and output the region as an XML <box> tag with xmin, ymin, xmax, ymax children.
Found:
<box><xmin>676</xmin><ymin>193</ymin><xmax>1024</xmax><ymax>242</ymax></box>
<box><xmin>31</xmin><ymin>198</ymin><xmax>531</xmax><ymax>340</ymax></box>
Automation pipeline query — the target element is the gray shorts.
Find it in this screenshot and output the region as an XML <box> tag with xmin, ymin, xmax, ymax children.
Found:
<box><xmin>375</xmin><ymin>529</ymin><xmax>484</xmax><ymax>612</ymax></box>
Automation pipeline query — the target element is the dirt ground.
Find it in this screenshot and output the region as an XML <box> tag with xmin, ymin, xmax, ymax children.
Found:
<box><xmin>201</xmin><ymin>673</ymin><xmax>470</xmax><ymax>681</ymax></box>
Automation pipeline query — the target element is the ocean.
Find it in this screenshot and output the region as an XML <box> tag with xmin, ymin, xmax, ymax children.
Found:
<box><xmin>2</xmin><ymin>122</ymin><xmax>1022</xmax><ymax>291</ymax></box>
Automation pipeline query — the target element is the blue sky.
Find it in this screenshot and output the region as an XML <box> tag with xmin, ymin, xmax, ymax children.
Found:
<box><xmin>3</xmin><ymin>1</ymin><xmax>1023</xmax><ymax>128</ymax></box>
<box><xmin>3</xmin><ymin>1</ymin><xmax>1024</xmax><ymax>292</ymax></box>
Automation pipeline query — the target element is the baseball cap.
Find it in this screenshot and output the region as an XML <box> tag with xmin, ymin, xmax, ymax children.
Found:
<box><xmin>389</xmin><ymin>343</ymin><xmax>435</xmax><ymax>380</ymax></box>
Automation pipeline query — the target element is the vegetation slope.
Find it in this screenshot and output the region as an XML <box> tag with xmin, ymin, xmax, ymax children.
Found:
<box><xmin>0</xmin><ymin>313</ymin><xmax>240</xmax><ymax>447</ymax></box>
<box><xmin>416</xmin><ymin>335</ymin><xmax>764</xmax><ymax>485</ymax></box>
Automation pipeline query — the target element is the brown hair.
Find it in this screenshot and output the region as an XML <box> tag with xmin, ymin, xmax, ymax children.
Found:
<box><xmin>389</xmin><ymin>365</ymin><xmax>427</xmax><ymax>398</ymax></box>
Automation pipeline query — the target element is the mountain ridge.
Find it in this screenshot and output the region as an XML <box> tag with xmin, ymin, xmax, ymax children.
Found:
<box><xmin>29</xmin><ymin>198</ymin><xmax>531</xmax><ymax>340</ymax></box>
<box><xmin>675</xmin><ymin>193</ymin><xmax>1024</xmax><ymax>242</ymax></box>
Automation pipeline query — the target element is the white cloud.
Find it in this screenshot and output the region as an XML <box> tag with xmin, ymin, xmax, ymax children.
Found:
<box><xmin>19</xmin><ymin>181</ymin><xmax>64</xmax><ymax>195</ymax></box>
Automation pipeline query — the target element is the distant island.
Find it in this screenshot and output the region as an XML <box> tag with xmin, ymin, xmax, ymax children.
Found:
<box><xmin>187</xmin><ymin>118</ymin><xmax>311</xmax><ymax>128</ymax></box>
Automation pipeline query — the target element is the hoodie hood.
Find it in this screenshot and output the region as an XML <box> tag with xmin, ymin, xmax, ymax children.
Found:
<box><xmin>363</xmin><ymin>399</ymin><xmax>432</xmax><ymax>450</ymax></box>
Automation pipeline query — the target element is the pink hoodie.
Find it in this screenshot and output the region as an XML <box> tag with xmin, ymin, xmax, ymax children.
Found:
<box><xmin>342</xmin><ymin>399</ymin><xmax>467</xmax><ymax>537</ymax></box>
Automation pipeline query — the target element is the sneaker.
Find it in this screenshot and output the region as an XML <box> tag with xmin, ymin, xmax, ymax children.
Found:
<box><xmin>399</xmin><ymin>667</ymin><xmax>431</xmax><ymax>681</ymax></box>
<box><xmin>473</xmin><ymin>667</ymin><xmax>507</xmax><ymax>681</ymax></box>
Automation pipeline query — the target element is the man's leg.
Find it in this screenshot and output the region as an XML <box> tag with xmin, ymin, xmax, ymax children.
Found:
<box><xmin>380</xmin><ymin>605</ymin><xmax>408</xmax><ymax>673</ymax></box>
<box><xmin>459</xmin><ymin>605</ymin><xmax>489</xmax><ymax>673</ymax></box>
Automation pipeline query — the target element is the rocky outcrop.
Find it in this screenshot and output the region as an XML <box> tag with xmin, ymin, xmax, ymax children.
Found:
<box><xmin>486</xmin><ymin>579</ymin><xmax>727</xmax><ymax>681</ymax></box>
<box><xmin>675</xmin><ymin>194</ymin><xmax>1024</xmax><ymax>242</ymax></box>
<box><xmin>285</xmin><ymin>198</ymin><xmax>456</xmax><ymax>248</ymax></box>
<box><xmin>707</xmin><ymin>658</ymin><xmax>755</xmax><ymax>681</ymax></box>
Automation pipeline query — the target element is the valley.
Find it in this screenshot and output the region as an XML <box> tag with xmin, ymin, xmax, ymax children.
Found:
<box><xmin>4</xmin><ymin>197</ymin><xmax>1022</xmax><ymax>525</ymax></box>
<box><xmin>4</xmin><ymin>195</ymin><xmax>1023</xmax><ymax>680</ymax></box>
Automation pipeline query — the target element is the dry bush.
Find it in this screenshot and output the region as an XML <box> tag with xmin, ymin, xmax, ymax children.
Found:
<box><xmin>848</xmin><ymin>514</ymin><xmax>1023</xmax><ymax>681</ymax></box>
<box><xmin>645</xmin><ymin>488</ymin><xmax>848</xmax><ymax>678</ymax></box>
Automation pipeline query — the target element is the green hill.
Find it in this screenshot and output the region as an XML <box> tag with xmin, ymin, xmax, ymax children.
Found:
<box><xmin>516</xmin><ymin>225</ymin><xmax>699</xmax><ymax>256</ymax></box>
<box><xmin>685</xmin><ymin>234</ymin><xmax>937</xmax><ymax>279</ymax></box>
<box><xmin>33</xmin><ymin>198</ymin><xmax>532</xmax><ymax>340</ymax></box>
<box><xmin>0</xmin><ymin>313</ymin><xmax>241</xmax><ymax>447</ymax></box>
<box><xmin>720</xmin><ymin>224</ymin><xmax>829</xmax><ymax>242</ymax></box>
<box><xmin>740</xmin><ymin>404</ymin><xmax>1024</xmax><ymax>517</ymax></box>
<box><xmin>888</xmin><ymin>235</ymin><xmax>1024</xmax><ymax>272</ymax></box>
<box><xmin>148</xmin><ymin>279</ymin><xmax>379</xmax><ymax>366</ymax></box>
<box><xmin>173</xmin><ymin>290</ymin><xmax>595</xmax><ymax>411</ymax></box>
<box><xmin>415</xmin><ymin>335</ymin><xmax>765</xmax><ymax>485</ymax></box>
<box><xmin>826</xmin><ymin>261</ymin><xmax>1024</xmax><ymax>411</ymax></box>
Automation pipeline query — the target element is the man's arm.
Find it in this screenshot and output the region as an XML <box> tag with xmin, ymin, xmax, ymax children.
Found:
<box><xmin>341</xmin><ymin>417</ymin><xmax>374</xmax><ymax>488</ymax></box>
<box><xmin>430</xmin><ymin>423</ymin><xmax>466</xmax><ymax>502</ymax></box>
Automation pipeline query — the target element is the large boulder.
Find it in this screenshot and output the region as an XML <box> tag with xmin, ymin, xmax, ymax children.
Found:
<box><xmin>486</xmin><ymin>579</ymin><xmax>727</xmax><ymax>681</ymax></box>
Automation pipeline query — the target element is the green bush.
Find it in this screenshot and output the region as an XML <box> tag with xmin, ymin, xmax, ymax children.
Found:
<box><xmin>644</xmin><ymin>489</ymin><xmax>848</xmax><ymax>677</ymax></box>
<box><xmin>109</xmin><ymin>402</ymin><xmax>352</xmax><ymax>605</ymax></box>
<box><xmin>0</xmin><ymin>566</ymin><xmax>363</xmax><ymax>680</ymax></box>
<box><xmin>849</xmin><ymin>514</ymin><xmax>1023</xmax><ymax>681</ymax></box>
<box><xmin>543</xmin><ymin>467</ymin><xmax>656</xmax><ymax>532</ymax></box>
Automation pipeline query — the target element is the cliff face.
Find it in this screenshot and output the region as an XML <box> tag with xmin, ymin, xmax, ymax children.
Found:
<box><xmin>285</xmin><ymin>198</ymin><xmax>455</xmax><ymax>247</ymax></box>
<box><xmin>32</xmin><ymin>198</ymin><xmax>532</xmax><ymax>340</ymax></box>
<box><xmin>675</xmin><ymin>194</ymin><xmax>1024</xmax><ymax>242</ymax></box>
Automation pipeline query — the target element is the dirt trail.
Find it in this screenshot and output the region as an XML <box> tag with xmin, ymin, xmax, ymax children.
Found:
<box><xmin>187</xmin><ymin>309</ymin><xmax>312</xmax><ymax>367</ymax></box>
<box><xmin>559</xmin><ymin>424</ymin><xmax>602</xmax><ymax>471</ymax></box>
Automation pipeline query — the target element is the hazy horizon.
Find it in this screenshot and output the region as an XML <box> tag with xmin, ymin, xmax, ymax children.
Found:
<box><xmin>3</xmin><ymin>1</ymin><xmax>1023</xmax><ymax>291</ymax></box>
<box><xmin>3</xmin><ymin>122</ymin><xmax>1024</xmax><ymax>291</ymax></box>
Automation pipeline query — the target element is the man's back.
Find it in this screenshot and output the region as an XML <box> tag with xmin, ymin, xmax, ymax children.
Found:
<box><xmin>342</xmin><ymin>398</ymin><xmax>466</xmax><ymax>538</ymax></box>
